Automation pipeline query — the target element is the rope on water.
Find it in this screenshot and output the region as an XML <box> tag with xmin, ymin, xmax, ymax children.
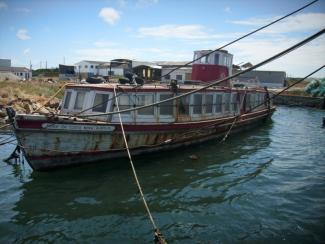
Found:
<box><xmin>113</xmin><ymin>86</ymin><xmax>167</xmax><ymax>244</ymax></box>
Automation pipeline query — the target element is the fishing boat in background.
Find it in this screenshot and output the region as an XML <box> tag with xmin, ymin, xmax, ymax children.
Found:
<box><xmin>6</xmin><ymin>50</ymin><xmax>275</xmax><ymax>171</ymax></box>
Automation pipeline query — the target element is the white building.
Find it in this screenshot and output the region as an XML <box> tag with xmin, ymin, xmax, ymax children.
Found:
<box><xmin>161</xmin><ymin>67</ymin><xmax>192</xmax><ymax>83</ymax></box>
<box><xmin>74</xmin><ymin>60</ymin><xmax>125</xmax><ymax>78</ymax></box>
<box><xmin>0</xmin><ymin>65</ymin><xmax>32</xmax><ymax>81</ymax></box>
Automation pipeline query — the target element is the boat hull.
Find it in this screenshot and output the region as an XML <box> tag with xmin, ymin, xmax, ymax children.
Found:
<box><xmin>13</xmin><ymin>108</ymin><xmax>275</xmax><ymax>170</ymax></box>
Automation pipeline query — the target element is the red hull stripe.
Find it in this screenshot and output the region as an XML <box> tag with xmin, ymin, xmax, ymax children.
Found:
<box><xmin>16</xmin><ymin>109</ymin><xmax>272</xmax><ymax>131</ymax></box>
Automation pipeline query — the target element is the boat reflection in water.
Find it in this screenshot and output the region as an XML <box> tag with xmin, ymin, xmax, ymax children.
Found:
<box><xmin>11</xmin><ymin>122</ymin><xmax>273</xmax><ymax>242</ymax></box>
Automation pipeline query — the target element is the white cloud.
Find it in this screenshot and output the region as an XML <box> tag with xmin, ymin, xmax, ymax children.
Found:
<box><xmin>23</xmin><ymin>48</ymin><xmax>31</xmax><ymax>55</ymax></box>
<box><xmin>117</xmin><ymin>0</ymin><xmax>127</xmax><ymax>7</ymax></box>
<box><xmin>224</xmin><ymin>6</ymin><xmax>231</xmax><ymax>13</ymax></box>
<box><xmin>15</xmin><ymin>7</ymin><xmax>31</xmax><ymax>13</ymax></box>
<box><xmin>138</xmin><ymin>24</ymin><xmax>224</xmax><ymax>40</ymax></box>
<box><xmin>16</xmin><ymin>29</ymin><xmax>31</xmax><ymax>40</ymax></box>
<box><xmin>99</xmin><ymin>7</ymin><xmax>120</xmax><ymax>25</ymax></box>
<box><xmin>0</xmin><ymin>1</ymin><xmax>8</xmax><ymax>10</ymax></box>
<box><xmin>136</xmin><ymin>0</ymin><xmax>158</xmax><ymax>7</ymax></box>
<box><xmin>75</xmin><ymin>46</ymin><xmax>189</xmax><ymax>61</ymax></box>
<box><xmin>231</xmin><ymin>13</ymin><xmax>325</xmax><ymax>34</ymax></box>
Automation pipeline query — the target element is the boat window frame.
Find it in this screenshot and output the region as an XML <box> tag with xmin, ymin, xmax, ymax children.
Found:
<box><xmin>204</xmin><ymin>93</ymin><xmax>214</xmax><ymax>115</ymax></box>
<box><xmin>63</xmin><ymin>90</ymin><xmax>72</xmax><ymax>110</ymax></box>
<box><xmin>91</xmin><ymin>92</ymin><xmax>110</xmax><ymax>113</ymax></box>
<box><xmin>223</xmin><ymin>92</ymin><xmax>231</xmax><ymax>114</ymax></box>
<box><xmin>192</xmin><ymin>93</ymin><xmax>203</xmax><ymax>115</ymax></box>
<box><xmin>231</xmin><ymin>92</ymin><xmax>238</xmax><ymax>115</ymax></box>
<box><xmin>158</xmin><ymin>93</ymin><xmax>174</xmax><ymax>118</ymax></box>
<box><xmin>73</xmin><ymin>90</ymin><xmax>87</xmax><ymax>111</ymax></box>
<box><xmin>215</xmin><ymin>93</ymin><xmax>223</xmax><ymax>114</ymax></box>
<box><xmin>178</xmin><ymin>95</ymin><xmax>190</xmax><ymax>116</ymax></box>
<box><xmin>135</xmin><ymin>93</ymin><xmax>155</xmax><ymax>118</ymax></box>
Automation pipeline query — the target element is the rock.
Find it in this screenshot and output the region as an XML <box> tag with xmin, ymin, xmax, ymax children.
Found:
<box><xmin>23</xmin><ymin>103</ymin><xmax>33</xmax><ymax>114</ymax></box>
<box><xmin>0</xmin><ymin>109</ymin><xmax>6</xmax><ymax>118</ymax></box>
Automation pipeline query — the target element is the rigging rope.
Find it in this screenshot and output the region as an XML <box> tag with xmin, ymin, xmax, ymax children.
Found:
<box><xmin>113</xmin><ymin>86</ymin><xmax>167</xmax><ymax>244</ymax></box>
<box><xmin>161</xmin><ymin>0</ymin><xmax>318</xmax><ymax>79</ymax></box>
<box><xmin>76</xmin><ymin>28</ymin><xmax>325</xmax><ymax>118</ymax></box>
<box><xmin>217</xmin><ymin>65</ymin><xmax>325</xmax><ymax>142</ymax></box>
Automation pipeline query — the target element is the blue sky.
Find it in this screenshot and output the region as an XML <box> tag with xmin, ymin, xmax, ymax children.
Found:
<box><xmin>0</xmin><ymin>0</ymin><xmax>324</xmax><ymax>77</ymax></box>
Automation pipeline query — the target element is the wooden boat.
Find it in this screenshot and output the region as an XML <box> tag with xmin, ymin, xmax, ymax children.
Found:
<box><xmin>7</xmin><ymin>50</ymin><xmax>275</xmax><ymax>170</ymax></box>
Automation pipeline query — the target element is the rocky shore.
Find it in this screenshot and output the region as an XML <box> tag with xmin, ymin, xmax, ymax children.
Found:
<box><xmin>0</xmin><ymin>80</ymin><xmax>63</xmax><ymax>129</ymax></box>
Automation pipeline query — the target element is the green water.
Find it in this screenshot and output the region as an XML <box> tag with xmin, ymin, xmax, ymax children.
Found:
<box><xmin>0</xmin><ymin>106</ymin><xmax>324</xmax><ymax>243</ymax></box>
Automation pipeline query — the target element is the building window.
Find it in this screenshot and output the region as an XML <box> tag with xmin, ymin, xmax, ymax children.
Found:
<box><xmin>92</xmin><ymin>93</ymin><xmax>109</xmax><ymax>112</ymax></box>
<box><xmin>224</xmin><ymin>93</ymin><xmax>231</xmax><ymax>112</ymax></box>
<box><xmin>137</xmin><ymin>94</ymin><xmax>154</xmax><ymax>115</ymax></box>
<box><xmin>193</xmin><ymin>94</ymin><xmax>203</xmax><ymax>114</ymax></box>
<box><xmin>63</xmin><ymin>91</ymin><xmax>72</xmax><ymax>109</ymax></box>
<box><xmin>20</xmin><ymin>72</ymin><xmax>23</xmax><ymax>76</ymax></box>
<box><xmin>178</xmin><ymin>96</ymin><xmax>189</xmax><ymax>115</ymax></box>
<box><xmin>165</xmin><ymin>74</ymin><xmax>170</xmax><ymax>80</ymax></box>
<box><xmin>176</xmin><ymin>74</ymin><xmax>182</xmax><ymax>80</ymax></box>
<box><xmin>90</xmin><ymin>65</ymin><xmax>94</xmax><ymax>69</ymax></box>
<box><xmin>159</xmin><ymin>94</ymin><xmax>173</xmax><ymax>115</ymax></box>
<box><xmin>84</xmin><ymin>65</ymin><xmax>88</xmax><ymax>68</ymax></box>
<box><xmin>74</xmin><ymin>91</ymin><xmax>86</xmax><ymax>110</ymax></box>
<box><xmin>205</xmin><ymin>94</ymin><xmax>213</xmax><ymax>114</ymax></box>
<box><xmin>215</xmin><ymin>94</ymin><xmax>223</xmax><ymax>113</ymax></box>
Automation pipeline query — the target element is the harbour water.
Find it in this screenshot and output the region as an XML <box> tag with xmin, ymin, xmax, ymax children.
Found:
<box><xmin>0</xmin><ymin>106</ymin><xmax>324</xmax><ymax>243</ymax></box>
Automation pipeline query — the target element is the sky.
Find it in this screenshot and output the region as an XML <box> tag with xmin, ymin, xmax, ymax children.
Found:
<box><xmin>0</xmin><ymin>0</ymin><xmax>324</xmax><ymax>77</ymax></box>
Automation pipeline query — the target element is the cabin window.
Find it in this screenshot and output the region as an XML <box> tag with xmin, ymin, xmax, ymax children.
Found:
<box><xmin>232</xmin><ymin>93</ymin><xmax>238</xmax><ymax>113</ymax></box>
<box><xmin>215</xmin><ymin>94</ymin><xmax>223</xmax><ymax>113</ymax></box>
<box><xmin>205</xmin><ymin>94</ymin><xmax>213</xmax><ymax>114</ymax></box>
<box><xmin>250</xmin><ymin>93</ymin><xmax>255</xmax><ymax>110</ymax></box>
<box><xmin>176</xmin><ymin>75</ymin><xmax>182</xmax><ymax>81</ymax></box>
<box><xmin>90</xmin><ymin>65</ymin><xmax>94</xmax><ymax>69</ymax></box>
<box><xmin>84</xmin><ymin>65</ymin><xmax>88</xmax><ymax>68</ymax></box>
<box><xmin>137</xmin><ymin>94</ymin><xmax>154</xmax><ymax>115</ymax></box>
<box><xmin>117</xmin><ymin>95</ymin><xmax>131</xmax><ymax>114</ymax></box>
<box><xmin>193</xmin><ymin>94</ymin><xmax>203</xmax><ymax>114</ymax></box>
<box><xmin>63</xmin><ymin>91</ymin><xmax>72</xmax><ymax>109</ymax></box>
<box><xmin>74</xmin><ymin>91</ymin><xmax>86</xmax><ymax>110</ymax></box>
<box><xmin>165</xmin><ymin>74</ymin><xmax>170</xmax><ymax>80</ymax></box>
<box><xmin>92</xmin><ymin>93</ymin><xmax>109</xmax><ymax>112</ymax></box>
<box><xmin>178</xmin><ymin>96</ymin><xmax>189</xmax><ymax>115</ymax></box>
<box><xmin>224</xmin><ymin>93</ymin><xmax>231</xmax><ymax>113</ymax></box>
<box><xmin>159</xmin><ymin>94</ymin><xmax>173</xmax><ymax>115</ymax></box>
<box><xmin>214</xmin><ymin>54</ymin><xmax>220</xmax><ymax>64</ymax></box>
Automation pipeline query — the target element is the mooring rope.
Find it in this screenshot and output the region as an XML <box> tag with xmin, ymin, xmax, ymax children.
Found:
<box><xmin>113</xmin><ymin>86</ymin><xmax>167</xmax><ymax>244</ymax></box>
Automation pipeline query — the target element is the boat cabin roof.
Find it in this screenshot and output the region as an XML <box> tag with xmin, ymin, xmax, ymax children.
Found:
<box><xmin>65</xmin><ymin>82</ymin><xmax>265</xmax><ymax>93</ymax></box>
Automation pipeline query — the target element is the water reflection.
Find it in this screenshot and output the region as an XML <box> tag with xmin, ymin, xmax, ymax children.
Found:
<box><xmin>9</xmin><ymin>121</ymin><xmax>273</xmax><ymax>243</ymax></box>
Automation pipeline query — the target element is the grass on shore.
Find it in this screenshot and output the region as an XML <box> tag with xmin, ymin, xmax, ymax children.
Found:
<box><xmin>0</xmin><ymin>80</ymin><xmax>65</xmax><ymax>104</ymax></box>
